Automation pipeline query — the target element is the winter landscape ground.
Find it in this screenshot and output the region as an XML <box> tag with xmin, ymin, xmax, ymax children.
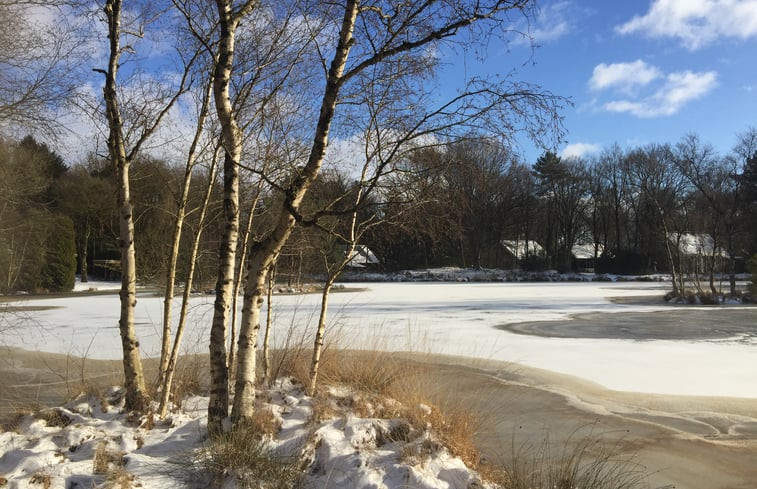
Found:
<box><xmin>1</xmin><ymin>276</ymin><xmax>756</xmax><ymax>488</ymax></box>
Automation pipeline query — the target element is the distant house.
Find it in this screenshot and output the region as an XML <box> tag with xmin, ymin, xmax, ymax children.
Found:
<box><xmin>345</xmin><ymin>245</ymin><xmax>379</xmax><ymax>269</ymax></box>
<box><xmin>501</xmin><ymin>239</ymin><xmax>544</xmax><ymax>260</ymax></box>
<box><xmin>500</xmin><ymin>239</ymin><xmax>545</xmax><ymax>269</ymax></box>
<box><xmin>668</xmin><ymin>233</ymin><xmax>726</xmax><ymax>258</ymax></box>
<box><xmin>571</xmin><ymin>243</ymin><xmax>603</xmax><ymax>271</ymax></box>
<box><xmin>667</xmin><ymin>232</ymin><xmax>728</xmax><ymax>274</ymax></box>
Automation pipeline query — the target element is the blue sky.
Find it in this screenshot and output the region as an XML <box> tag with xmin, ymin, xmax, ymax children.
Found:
<box><xmin>440</xmin><ymin>0</ymin><xmax>757</xmax><ymax>163</ymax></box>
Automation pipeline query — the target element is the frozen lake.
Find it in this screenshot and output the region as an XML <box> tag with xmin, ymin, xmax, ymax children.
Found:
<box><xmin>4</xmin><ymin>281</ymin><xmax>757</xmax><ymax>398</ymax></box>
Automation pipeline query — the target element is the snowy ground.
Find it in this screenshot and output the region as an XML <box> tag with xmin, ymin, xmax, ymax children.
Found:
<box><xmin>0</xmin><ymin>380</ymin><xmax>491</xmax><ymax>489</ymax></box>
<box><xmin>3</xmin><ymin>276</ymin><xmax>757</xmax><ymax>489</ymax></box>
<box><xmin>3</xmin><ymin>278</ymin><xmax>757</xmax><ymax>398</ymax></box>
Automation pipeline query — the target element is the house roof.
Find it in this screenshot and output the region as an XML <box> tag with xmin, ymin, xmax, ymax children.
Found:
<box><xmin>571</xmin><ymin>243</ymin><xmax>603</xmax><ymax>260</ymax></box>
<box><xmin>668</xmin><ymin>233</ymin><xmax>728</xmax><ymax>257</ymax></box>
<box><xmin>346</xmin><ymin>245</ymin><xmax>379</xmax><ymax>268</ymax></box>
<box><xmin>501</xmin><ymin>240</ymin><xmax>544</xmax><ymax>259</ymax></box>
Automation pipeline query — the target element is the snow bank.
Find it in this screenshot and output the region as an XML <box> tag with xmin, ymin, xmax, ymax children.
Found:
<box><xmin>0</xmin><ymin>381</ymin><xmax>491</xmax><ymax>489</ymax></box>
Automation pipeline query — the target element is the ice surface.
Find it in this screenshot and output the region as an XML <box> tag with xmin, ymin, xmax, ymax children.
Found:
<box><xmin>5</xmin><ymin>282</ymin><xmax>757</xmax><ymax>398</ymax></box>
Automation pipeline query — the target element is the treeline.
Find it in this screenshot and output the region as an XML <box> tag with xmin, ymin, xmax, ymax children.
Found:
<box><xmin>4</xmin><ymin>129</ymin><xmax>755</xmax><ymax>296</ymax></box>
<box><xmin>0</xmin><ymin>136</ymin><xmax>229</xmax><ymax>294</ymax></box>
<box><xmin>367</xmin><ymin>133</ymin><xmax>757</xmax><ymax>285</ymax></box>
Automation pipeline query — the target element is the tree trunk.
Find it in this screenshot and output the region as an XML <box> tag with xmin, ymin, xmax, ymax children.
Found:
<box><xmin>231</xmin><ymin>0</ymin><xmax>358</xmax><ymax>425</ymax></box>
<box><xmin>208</xmin><ymin>0</ymin><xmax>244</xmax><ymax>434</ymax></box>
<box><xmin>158</xmin><ymin>152</ymin><xmax>219</xmax><ymax>418</ymax></box>
<box><xmin>262</xmin><ymin>262</ymin><xmax>275</xmax><ymax>385</ymax></box>
<box><xmin>229</xmin><ymin>182</ymin><xmax>264</xmax><ymax>384</ymax></box>
<box><xmin>207</xmin><ymin>150</ymin><xmax>239</xmax><ymax>433</ymax></box>
<box><xmin>103</xmin><ymin>0</ymin><xmax>148</xmax><ymax>412</ymax></box>
<box><xmin>80</xmin><ymin>226</ymin><xmax>90</xmax><ymax>283</ymax></box>
<box><xmin>158</xmin><ymin>75</ymin><xmax>213</xmax><ymax>390</ymax></box>
<box><xmin>115</xmin><ymin>162</ymin><xmax>149</xmax><ymax>411</ymax></box>
<box><xmin>308</xmin><ymin>274</ymin><xmax>335</xmax><ymax>396</ymax></box>
<box><xmin>727</xmin><ymin>234</ymin><xmax>737</xmax><ymax>296</ymax></box>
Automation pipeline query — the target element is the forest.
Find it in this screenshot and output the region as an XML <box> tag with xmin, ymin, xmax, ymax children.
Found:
<box><xmin>3</xmin><ymin>131</ymin><xmax>757</xmax><ymax>294</ymax></box>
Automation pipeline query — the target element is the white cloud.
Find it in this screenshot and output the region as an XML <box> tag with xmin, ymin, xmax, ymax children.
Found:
<box><xmin>602</xmin><ymin>70</ymin><xmax>718</xmax><ymax>117</ymax></box>
<box><xmin>560</xmin><ymin>142</ymin><xmax>601</xmax><ymax>158</ymax></box>
<box><xmin>616</xmin><ymin>0</ymin><xmax>757</xmax><ymax>50</ymax></box>
<box><xmin>589</xmin><ymin>60</ymin><xmax>661</xmax><ymax>92</ymax></box>
<box><xmin>515</xmin><ymin>1</ymin><xmax>576</xmax><ymax>45</ymax></box>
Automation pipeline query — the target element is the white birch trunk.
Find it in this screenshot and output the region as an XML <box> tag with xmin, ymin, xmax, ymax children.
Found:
<box><xmin>158</xmin><ymin>151</ymin><xmax>220</xmax><ymax>417</ymax></box>
<box><xmin>103</xmin><ymin>0</ymin><xmax>148</xmax><ymax>412</ymax></box>
<box><xmin>228</xmin><ymin>183</ymin><xmax>263</xmax><ymax>384</ymax></box>
<box><xmin>208</xmin><ymin>0</ymin><xmax>253</xmax><ymax>434</ymax></box>
<box><xmin>158</xmin><ymin>76</ymin><xmax>214</xmax><ymax>389</ymax></box>
<box><xmin>231</xmin><ymin>0</ymin><xmax>358</xmax><ymax>425</ymax></box>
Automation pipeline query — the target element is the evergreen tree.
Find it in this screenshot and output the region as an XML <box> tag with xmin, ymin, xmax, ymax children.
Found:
<box><xmin>42</xmin><ymin>215</ymin><xmax>76</xmax><ymax>292</ymax></box>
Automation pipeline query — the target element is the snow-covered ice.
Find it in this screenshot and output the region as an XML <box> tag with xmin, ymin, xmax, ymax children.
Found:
<box><xmin>4</xmin><ymin>281</ymin><xmax>757</xmax><ymax>398</ymax></box>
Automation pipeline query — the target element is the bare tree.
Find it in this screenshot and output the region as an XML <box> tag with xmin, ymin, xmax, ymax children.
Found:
<box><xmin>625</xmin><ymin>145</ymin><xmax>689</xmax><ymax>295</ymax></box>
<box><xmin>202</xmin><ymin>0</ymin><xmax>322</xmax><ymax>433</ymax></box>
<box><xmin>158</xmin><ymin>67</ymin><xmax>215</xmax><ymax>389</ymax></box>
<box><xmin>231</xmin><ymin>0</ymin><xmax>564</xmax><ymax>425</ymax></box>
<box><xmin>0</xmin><ymin>2</ymin><xmax>80</xmax><ymax>137</ymax></box>
<box><xmin>96</xmin><ymin>0</ymin><xmax>193</xmax><ymax>411</ymax></box>
<box><xmin>673</xmin><ymin>134</ymin><xmax>734</xmax><ymax>294</ymax></box>
<box><xmin>158</xmin><ymin>148</ymin><xmax>221</xmax><ymax>417</ymax></box>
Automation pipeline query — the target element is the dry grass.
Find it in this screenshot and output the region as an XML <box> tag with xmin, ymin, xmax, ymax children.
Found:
<box><xmin>93</xmin><ymin>442</ymin><xmax>125</xmax><ymax>475</ymax></box>
<box><xmin>275</xmin><ymin>345</ymin><xmax>486</xmax><ymax>472</ymax></box>
<box><xmin>492</xmin><ymin>430</ymin><xmax>650</xmax><ymax>489</ymax></box>
<box><xmin>103</xmin><ymin>466</ymin><xmax>135</xmax><ymax>489</ymax></box>
<box><xmin>29</xmin><ymin>471</ymin><xmax>51</xmax><ymax>488</ymax></box>
<box><xmin>193</xmin><ymin>425</ymin><xmax>303</xmax><ymax>489</ymax></box>
<box><xmin>159</xmin><ymin>353</ymin><xmax>209</xmax><ymax>412</ymax></box>
<box><xmin>250</xmin><ymin>405</ymin><xmax>282</xmax><ymax>438</ymax></box>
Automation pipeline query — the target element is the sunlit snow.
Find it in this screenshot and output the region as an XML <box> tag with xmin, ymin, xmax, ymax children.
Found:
<box><xmin>5</xmin><ymin>281</ymin><xmax>757</xmax><ymax>398</ymax></box>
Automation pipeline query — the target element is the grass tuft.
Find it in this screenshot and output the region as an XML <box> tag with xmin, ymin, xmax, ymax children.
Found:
<box><xmin>103</xmin><ymin>466</ymin><xmax>135</xmax><ymax>489</ymax></box>
<box><xmin>29</xmin><ymin>471</ymin><xmax>52</xmax><ymax>488</ymax></box>
<box><xmin>93</xmin><ymin>442</ymin><xmax>125</xmax><ymax>475</ymax></box>
<box><xmin>494</xmin><ymin>431</ymin><xmax>650</xmax><ymax>489</ymax></box>
<box><xmin>193</xmin><ymin>425</ymin><xmax>303</xmax><ymax>489</ymax></box>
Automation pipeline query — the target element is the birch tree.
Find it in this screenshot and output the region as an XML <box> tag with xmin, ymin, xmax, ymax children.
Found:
<box><xmin>158</xmin><ymin>148</ymin><xmax>221</xmax><ymax>417</ymax></box>
<box><xmin>96</xmin><ymin>0</ymin><xmax>193</xmax><ymax>411</ymax></box>
<box><xmin>157</xmin><ymin>68</ymin><xmax>216</xmax><ymax>403</ymax></box>
<box><xmin>158</xmin><ymin>65</ymin><xmax>216</xmax><ymax>406</ymax></box>
<box><xmin>185</xmin><ymin>0</ymin><xmax>323</xmax><ymax>432</ymax></box>
<box><xmin>231</xmin><ymin>0</ymin><xmax>564</xmax><ymax>425</ymax></box>
<box><xmin>204</xmin><ymin>0</ymin><xmax>253</xmax><ymax>433</ymax></box>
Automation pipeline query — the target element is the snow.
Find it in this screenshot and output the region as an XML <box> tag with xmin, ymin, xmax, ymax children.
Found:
<box><xmin>346</xmin><ymin>246</ymin><xmax>380</xmax><ymax>268</ymax></box>
<box><xmin>500</xmin><ymin>239</ymin><xmax>544</xmax><ymax>258</ymax></box>
<box><xmin>4</xmin><ymin>281</ymin><xmax>757</xmax><ymax>398</ymax></box>
<box><xmin>571</xmin><ymin>243</ymin><xmax>603</xmax><ymax>259</ymax></box>
<box><xmin>0</xmin><ymin>381</ymin><xmax>490</xmax><ymax>489</ymax></box>
<box><xmin>72</xmin><ymin>278</ymin><xmax>121</xmax><ymax>292</ymax></box>
<box><xmin>668</xmin><ymin>232</ymin><xmax>728</xmax><ymax>257</ymax></box>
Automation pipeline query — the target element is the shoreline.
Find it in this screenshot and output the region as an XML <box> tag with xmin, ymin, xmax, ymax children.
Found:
<box><xmin>2</xmin><ymin>347</ymin><xmax>757</xmax><ymax>488</ymax></box>
<box><xmin>397</xmin><ymin>352</ymin><xmax>757</xmax><ymax>489</ymax></box>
